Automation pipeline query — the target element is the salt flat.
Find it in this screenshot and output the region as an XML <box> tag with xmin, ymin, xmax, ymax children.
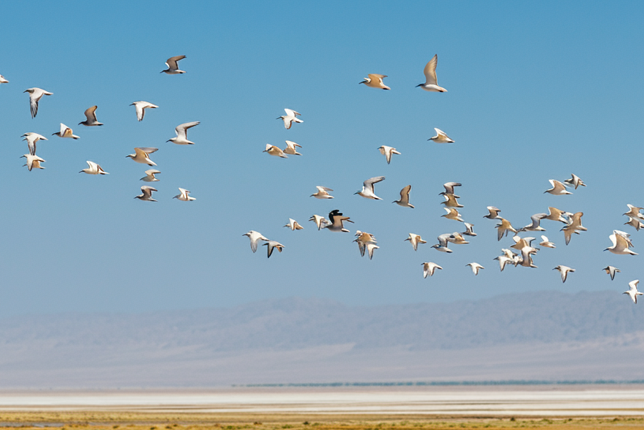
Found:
<box><xmin>2</xmin><ymin>387</ymin><xmax>644</xmax><ymax>416</ymax></box>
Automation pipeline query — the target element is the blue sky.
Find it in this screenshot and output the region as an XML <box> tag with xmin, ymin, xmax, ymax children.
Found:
<box><xmin>0</xmin><ymin>1</ymin><xmax>643</xmax><ymax>315</ymax></box>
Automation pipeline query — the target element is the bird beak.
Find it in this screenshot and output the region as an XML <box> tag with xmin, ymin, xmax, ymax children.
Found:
<box><xmin>359</xmin><ymin>80</ymin><xmax>366</xmax><ymax>84</ymax></box>
<box><xmin>415</xmin><ymin>84</ymin><xmax>422</xmax><ymax>88</ymax></box>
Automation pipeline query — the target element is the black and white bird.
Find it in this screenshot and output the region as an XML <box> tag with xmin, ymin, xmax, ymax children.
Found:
<box><xmin>624</xmin><ymin>280</ymin><xmax>643</xmax><ymax>304</ymax></box>
<box><xmin>135</xmin><ymin>186</ymin><xmax>158</xmax><ymax>202</ymax></box>
<box><xmin>161</xmin><ymin>55</ymin><xmax>187</xmax><ymax>74</ymax></box>
<box><xmin>603</xmin><ymin>266</ymin><xmax>620</xmax><ymax>281</ymax></box>
<box><xmin>79</xmin><ymin>106</ymin><xmax>103</xmax><ymax>126</ymax></box>
<box><xmin>393</xmin><ymin>185</ymin><xmax>414</xmax><ymax>208</ymax></box>
<box><xmin>168</xmin><ymin>122</ymin><xmax>200</xmax><ymax>145</ymax></box>
<box><xmin>554</xmin><ymin>265</ymin><xmax>575</xmax><ymax>283</ymax></box>
<box><xmin>278</xmin><ymin>109</ymin><xmax>303</xmax><ymax>129</ymax></box>
<box><xmin>417</xmin><ymin>54</ymin><xmax>447</xmax><ymax>92</ymax></box>
<box><xmin>21</xmin><ymin>132</ymin><xmax>47</xmax><ymax>156</ymax></box>
<box><xmin>324</xmin><ymin>210</ymin><xmax>353</xmax><ymax>232</ymax></box>
<box><xmin>130</xmin><ymin>101</ymin><xmax>158</xmax><ymax>121</ymax></box>
<box><xmin>242</xmin><ymin>231</ymin><xmax>269</xmax><ymax>253</ymax></box>
<box><xmin>263</xmin><ymin>240</ymin><xmax>285</xmax><ymax>258</ymax></box>
<box><xmin>24</xmin><ymin>88</ymin><xmax>52</xmax><ymax>118</ymax></box>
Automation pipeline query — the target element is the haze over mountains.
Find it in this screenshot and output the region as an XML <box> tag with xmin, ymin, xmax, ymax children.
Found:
<box><xmin>1</xmin><ymin>290</ymin><xmax>643</xmax><ymax>388</ymax></box>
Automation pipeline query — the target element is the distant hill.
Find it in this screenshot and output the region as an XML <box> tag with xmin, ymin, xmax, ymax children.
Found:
<box><xmin>1</xmin><ymin>290</ymin><xmax>643</xmax><ymax>388</ymax></box>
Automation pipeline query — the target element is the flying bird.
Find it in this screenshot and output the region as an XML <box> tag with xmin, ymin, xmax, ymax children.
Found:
<box><xmin>355</xmin><ymin>176</ymin><xmax>385</xmax><ymax>200</ymax></box>
<box><xmin>624</xmin><ymin>204</ymin><xmax>644</xmax><ymax>220</ymax></box>
<box><xmin>625</xmin><ymin>216</ymin><xmax>644</xmax><ymax>231</ymax></box>
<box><xmin>24</xmin><ymin>88</ymin><xmax>52</xmax><ymax>118</ymax></box>
<box><xmin>495</xmin><ymin>218</ymin><xmax>517</xmax><ymax>241</ymax></box>
<box><xmin>0</xmin><ymin>75</ymin><xmax>8</xmax><ymax>84</ymax></box>
<box><xmin>359</xmin><ymin>74</ymin><xmax>390</xmax><ymax>90</ymax></box>
<box><xmin>283</xmin><ymin>141</ymin><xmax>302</xmax><ymax>156</ymax></box>
<box><xmin>441</xmin><ymin>194</ymin><xmax>463</xmax><ymax>208</ymax></box>
<box><xmin>79</xmin><ymin>106</ymin><xmax>103</xmax><ymax>126</ymax></box>
<box><xmin>135</xmin><ymin>186</ymin><xmax>158</xmax><ymax>202</ymax></box>
<box><xmin>310</xmin><ymin>186</ymin><xmax>334</xmax><ymax>199</ymax></box>
<box><xmin>564</xmin><ymin>173</ymin><xmax>586</xmax><ymax>189</ymax></box>
<box><xmin>422</xmin><ymin>262</ymin><xmax>442</xmax><ymax>278</ymax></box>
<box><xmin>484</xmin><ymin>206</ymin><xmax>502</xmax><ymax>219</ymax></box>
<box><xmin>21</xmin><ymin>154</ymin><xmax>45</xmax><ymax>171</ymax></box>
<box><xmin>624</xmin><ymin>280</ymin><xmax>643</xmax><ymax>304</ymax></box>
<box><xmin>284</xmin><ymin>218</ymin><xmax>304</xmax><ymax>231</ymax></box>
<box><xmin>378</xmin><ymin>145</ymin><xmax>400</xmax><ymax>164</ymax></box>
<box><xmin>263</xmin><ymin>144</ymin><xmax>287</xmax><ymax>158</ymax></box>
<box><xmin>518</xmin><ymin>214</ymin><xmax>547</xmax><ymax>232</ymax></box>
<box><xmin>605</xmin><ymin>230</ymin><xmax>637</xmax><ymax>255</ymax></box>
<box><xmin>168</xmin><ymin>121</ymin><xmax>200</xmax><ymax>145</ymax></box>
<box><xmin>242</xmin><ymin>231</ymin><xmax>268</xmax><ymax>253</ymax></box>
<box><xmin>554</xmin><ymin>265</ymin><xmax>575</xmax><ymax>283</ymax></box>
<box><xmin>263</xmin><ymin>240</ymin><xmax>285</xmax><ymax>258</ymax></box>
<box><xmin>173</xmin><ymin>188</ymin><xmax>196</xmax><ymax>201</ymax></box>
<box><xmin>467</xmin><ymin>262</ymin><xmax>484</xmax><ymax>275</ymax></box>
<box><xmin>278</xmin><ymin>109</ymin><xmax>303</xmax><ymax>129</ymax></box>
<box><xmin>52</xmin><ymin>123</ymin><xmax>79</xmax><ymax>139</ymax></box>
<box><xmin>130</xmin><ymin>101</ymin><xmax>158</xmax><ymax>121</ymax></box>
<box><xmin>405</xmin><ymin>233</ymin><xmax>427</xmax><ymax>251</ymax></box>
<box><xmin>21</xmin><ymin>132</ymin><xmax>47</xmax><ymax>156</ymax></box>
<box><xmin>365</xmin><ymin>243</ymin><xmax>379</xmax><ymax>260</ymax></box>
<box><xmin>79</xmin><ymin>161</ymin><xmax>108</xmax><ymax>175</ymax></box>
<box><xmin>309</xmin><ymin>214</ymin><xmax>329</xmax><ymax>230</ymax></box>
<box><xmin>417</xmin><ymin>54</ymin><xmax>447</xmax><ymax>92</ymax></box>
<box><xmin>324</xmin><ymin>209</ymin><xmax>353</xmax><ymax>232</ymax></box>
<box><xmin>442</xmin><ymin>207</ymin><xmax>464</xmax><ymax>222</ymax></box>
<box><xmin>429</xmin><ymin>128</ymin><xmax>454</xmax><ymax>143</ymax></box>
<box><xmin>393</xmin><ymin>185</ymin><xmax>414</xmax><ymax>208</ymax></box>
<box><xmin>161</xmin><ymin>55</ymin><xmax>187</xmax><ymax>74</ymax></box>
<box><xmin>126</xmin><ymin>147</ymin><xmax>158</xmax><ymax>166</ymax></box>
<box><xmin>544</xmin><ymin>179</ymin><xmax>571</xmax><ymax>195</ymax></box>
<box><xmin>603</xmin><ymin>266</ymin><xmax>620</xmax><ymax>281</ymax></box>
<box><xmin>462</xmin><ymin>222</ymin><xmax>477</xmax><ymax>236</ymax></box>
<box><xmin>140</xmin><ymin>169</ymin><xmax>161</xmax><ymax>182</ymax></box>
<box><xmin>440</xmin><ymin>182</ymin><xmax>461</xmax><ymax>196</ymax></box>
<box><xmin>539</xmin><ymin>235</ymin><xmax>556</xmax><ymax>248</ymax></box>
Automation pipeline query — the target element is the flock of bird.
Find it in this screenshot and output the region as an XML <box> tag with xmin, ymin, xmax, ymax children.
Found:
<box><xmin>4</xmin><ymin>53</ymin><xmax>641</xmax><ymax>304</ymax></box>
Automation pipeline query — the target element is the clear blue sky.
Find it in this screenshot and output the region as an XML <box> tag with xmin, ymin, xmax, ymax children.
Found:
<box><xmin>1</xmin><ymin>1</ymin><xmax>643</xmax><ymax>315</ymax></box>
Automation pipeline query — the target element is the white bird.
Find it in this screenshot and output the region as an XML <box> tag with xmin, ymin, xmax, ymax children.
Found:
<box><xmin>263</xmin><ymin>240</ymin><xmax>285</xmax><ymax>258</ymax></box>
<box><xmin>365</xmin><ymin>243</ymin><xmax>379</xmax><ymax>260</ymax></box>
<box><xmin>431</xmin><ymin>243</ymin><xmax>453</xmax><ymax>253</ymax></box>
<box><xmin>561</xmin><ymin>211</ymin><xmax>587</xmax><ymax>245</ymax></box>
<box><xmin>359</xmin><ymin>74</ymin><xmax>390</xmax><ymax>90</ymax></box>
<box><xmin>554</xmin><ymin>265</ymin><xmax>575</xmax><ymax>283</ymax></box>
<box><xmin>242</xmin><ymin>230</ymin><xmax>268</xmax><ymax>253</ymax></box>
<box><xmin>52</xmin><ymin>123</ymin><xmax>79</xmax><ymax>139</ymax></box>
<box><xmin>168</xmin><ymin>121</ymin><xmax>200</xmax><ymax>145</ymax></box>
<box><xmin>355</xmin><ymin>176</ymin><xmax>385</xmax><ymax>200</ymax></box>
<box><xmin>324</xmin><ymin>209</ymin><xmax>353</xmax><ymax>232</ymax></box>
<box><xmin>161</xmin><ymin>55</ymin><xmax>186</xmax><ymax>74</ymax></box>
<box><xmin>393</xmin><ymin>185</ymin><xmax>414</xmax><ymax>208</ymax></box>
<box><xmin>605</xmin><ymin>230</ymin><xmax>637</xmax><ymax>255</ymax></box>
<box><xmin>283</xmin><ymin>141</ymin><xmax>302</xmax><ymax>156</ymax></box>
<box><xmin>564</xmin><ymin>173</ymin><xmax>586</xmax><ymax>189</ymax></box>
<box><xmin>378</xmin><ymin>145</ymin><xmax>400</xmax><ymax>164</ymax></box>
<box><xmin>624</xmin><ymin>280</ymin><xmax>643</xmax><ymax>304</ymax></box>
<box><xmin>354</xmin><ymin>231</ymin><xmax>377</xmax><ymax>257</ymax></box>
<box><xmin>493</xmin><ymin>255</ymin><xmax>514</xmax><ymax>272</ymax></box>
<box><xmin>24</xmin><ymin>88</ymin><xmax>52</xmax><ymax>118</ymax></box>
<box><xmin>278</xmin><ymin>108</ymin><xmax>303</xmax><ymax>129</ymax></box>
<box><xmin>484</xmin><ymin>206</ymin><xmax>502</xmax><ymax>219</ymax></box>
<box><xmin>544</xmin><ymin>179</ymin><xmax>572</xmax><ymax>195</ymax></box>
<box><xmin>284</xmin><ymin>218</ymin><xmax>304</xmax><ymax>231</ymax></box>
<box><xmin>21</xmin><ymin>132</ymin><xmax>47</xmax><ymax>156</ymax></box>
<box><xmin>429</xmin><ymin>128</ymin><xmax>454</xmax><ymax>143</ymax></box>
<box><xmin>495</xmin><ymin>218</ymin><xmax>518</xmax><ymax>241</ymax></box>
<box><xmin>79</xmin><ymin>161</ymin><xmax>108</xmax><ymax>175</ymax></box>
<box><xmin>130</xmin><ymin>101</ymin><xmax>158</xmax><ymax>122</ymax></box>
<box><xmin>539</xmin><ymin>235</ymin><xmax>556</xmax><ymax>248</ymax></box>
<box><xmin>603</xmin><ymin>266</ymin><xmax>620</xmax><ymax>281</ymax></box>
<box><xmin>135</xmin><ymin>186</ymin><xmax>158</xmax><ymax>202</ymax></box>
<box><xmin>422</xmin><ymin>262</ymin><xmax>443</xmax><ymax>278</ymax></box>
<box><xmin>542</xmin><ymin>206</ymin><xmax>568</xmax><ymax>223</ymax></box>
<box><xmin>140</xmin><ymin>169</ymin><xmax>161</xmax><ymax>182</ymax></box>
<box><xmin>0</xmin><ymin>75</ymin><xmax>8</xmax><ymax>84</ymax></box>
<box><xmin>173</xmin><ymin>188</ymin><xmax>196</xmax><ymax>202</ymax></box>
<box><xmin>625</xmin><ymin>216</ymin><xmax>644</xmax><ymax>231</ymax></box>
<box><xmin>467</xmin><ymin>262</ymin><xmax>484</xmax><ymax>275</ymax></box>
<box><xmin>263</xmin><ymin>144</ymin><xmax>287</xmax><ymax>158</ymax></box>
<box><xmin>624</xmin><ymin>204</ymin><xmax>644</xmax><ymax>220</ymax></box>
<box><xmin>79</xmin><ymin>106</ymin><xmax>103</xmax><ymax>126</ymax></box>
<box><xmin>462</xmin><ymin>222</ymin><xmax>477</xmax><ymax>236</ymax></box>
<box><xmin>511</xmin><ymin>235</ymin><xmax>537</xmax><ymax>250</ymax></box>
<box><xmin>21</xmin><ymin>154</ymin><xmax>45</xmax><ymax>171</ymax></box>
<box><xmin>417</xmin><ymin>54</ymin><xmax>447</xmax><ymax>92</ymax></box>
<box><xmin>405</xmin><ymin>233</ymin><xmax>427</xmax><ymax>251</ymax></box>
<box><xmin>126</xmin><ymin>147</ymin><xmax>158</xmax><ymax>166</ymax></box>
<box><xmin>441</xmin><ymin>194</ymin><xmax>463</xmax><ymax>208</ymax></box>
<box><xmin>310</xmin><ymin>186</ymin><xmax>334</xmax><ymax>199</ymax></box>
<box><xmin>442</xmin><ymin>207</ymin><xmax>463</xmax><ymax>222</ymax></box>
<box><xmin>518</xmin><ymin>247</ymin><xmax>538</xmax><ymax>268</ymax></box>
<box><xmin>518</xmin><ymin>214</ymin><xmax>547</xmax><ymax>232</ymax></box>
<box><xmin>440</xmin><ymin>182</ymin><xmax>461</xmax><ymax>196</ymax></box>
<box><xmin>309</xmin><ymin>214</ymin><xmax>329</xmax><ymax>230</ymax></box>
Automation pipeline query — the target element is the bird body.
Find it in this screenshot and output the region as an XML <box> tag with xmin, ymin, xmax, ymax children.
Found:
<box><xmin>278</xmin><ymin>108</ymin><xmax>302</xmax><ymax>129</ymax></box>
<box><xmin>161</xmin><ymin>55</ymin><xmax>186</xmax><ymax>74</ymax></box>
<box><xmin>130</xmin><ymin>101</ymin><xmax>158</xmax><ymax>121</ymax></box>
<box><xmin>79</xmin><ymin>161</ymin><xmax>108</xmax><ymax>175</ymax></box>
<box><xmin>417</xmin><ymin>55</ymin><xmax>447</xmax><ymax>92</ymax></box>
<box><xmin>24</xmin><ymin>88</ymin><xmax>52</xmax><ymax>118</ymax></box>
<box><xmin>168</xmin><ymin>121</ymin><xmax>199</xmax><ymax>145</ymax></box>
<box><xmin>173</xmin><ymin>188</ymin><xmax>196</xmax><ymax>201</ymax></box>
<box><xmin>53</xmin><ymin>123</ymin><xmax>79</xmax><ymax>139</ymax></box>
<box><xmin>79</xmin><ymin>106</ymin><xmax>103</xmax><ymax>126</ymax></box>
<box><xmin>360</xmin><ymin>74</ymin><xmax>390</xmax><ymax>90</ymax></box>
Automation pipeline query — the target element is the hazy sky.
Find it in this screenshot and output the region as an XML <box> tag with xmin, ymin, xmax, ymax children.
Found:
<box><xmin>1</xmin><ymin>1</ymin><xmax>643</xmax><ymax>316</ymax></box>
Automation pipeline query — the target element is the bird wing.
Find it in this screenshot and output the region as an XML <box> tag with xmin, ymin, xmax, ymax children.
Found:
<box><xmin>423</xmin><ymin>55</ymin><xmax>439</xmax><ymax>85</ymax></box>
<box><xmin>138</xmin><ymin>147</ymin><xmax>159</xmax><ymax>155</ymax></box>
<box><xmin>175</xmin><ymin>121</ymin><xmax>200</xmax><ymax>139</ymax></box>
<box><xmin>284</xmin><ymin>108</ymin><xmax>300</xmax><ymax>117</ymax></box>
<box><xmin>84</xmin><ymin>105</ymin><xmax>98</xmax><ymax>122</ymax></box>
<box><xmin>363</xmin><ymin>176</ymin><xmax>385</xmax><ymax>192</ymax></box>
<box><xmin>166</xmin><ymin>55</ymin><xmax>186</xmax><ymax>69</ymax></box>
<box><xmin>400</xmin><ymin>185</ymin><xmax>411</xmax><ymax>201</ymax></box>
<box><xmin>368</xmin><ymin>74</ymin><xmax>387</xmax><ymax>79</ymax></box>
